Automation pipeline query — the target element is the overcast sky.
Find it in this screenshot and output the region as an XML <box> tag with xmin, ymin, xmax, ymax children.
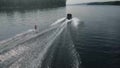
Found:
<box><xmin>67</xmin><ymin>0</ymin><xmax>120</xmax><ymax>4</ymax></box>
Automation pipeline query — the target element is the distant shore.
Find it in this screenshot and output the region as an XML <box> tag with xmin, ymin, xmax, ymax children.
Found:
<box><xmin>0</xmin><ymin>0</ymin><xmax>66</xmax><ymax>9</ymax></box>
<box><xmin>68</xmin><ymin>1</ymin><xmax>120</xmax><ymax>6</ymax></box>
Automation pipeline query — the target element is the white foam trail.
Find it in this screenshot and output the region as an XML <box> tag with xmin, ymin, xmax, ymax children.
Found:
<box><xmin>51</xmin><ymin>17</ymin><xmax>82</xmax><ymax>28</ymax></box>
<box><xmin>51</xmin><ymin>17</ymin><xmax>66</xmax><ymax>26</ymax></box>
<box><xmin>0</xmin><ymin>17</ymin><xmax>82</xmax><ymax>68</ymax></box>
<box><xmin>1</xmin><ymin>18</ymin><xmax>66</xmax><ymax>68</ymax></box>
<box><xmin>0</xmin><ymin>29</ymin><xmax>35</xmax><ymax>45</ymax></box>
<box><xmin>0</xmin><ymin>46</ymin><xmax>29</xmax><ymax>62</ymax></box>
<box><xmin>36</xmin><ymin>23</ymin><xmax>66</xmax><ymax>68</ymax></box>
<box><xmin>66</xmin><ymin>23</ymin><xmax>81</xmax><ymax>68</ymax></box>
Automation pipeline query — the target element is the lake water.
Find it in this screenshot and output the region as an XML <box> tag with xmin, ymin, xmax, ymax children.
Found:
<box><xmin>0</xmin><ymin>7</ymin><xmax>66</xmax><ymax>41</ymax></box>
<box><xmin>0</xmin><ymin>5</ymin><xmax>120</xmax><ymax>68</ymax></box>
<box><xmin>67</xmin><ymin>5</ymin><xmax>120</xmax><ymax>68</ymax></box>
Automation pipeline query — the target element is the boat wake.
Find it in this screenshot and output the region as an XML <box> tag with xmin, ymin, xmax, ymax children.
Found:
<box><xmin>0</xmin><ymin>17</ymin><xmax>82</xmax><ymax>68</ymax></box>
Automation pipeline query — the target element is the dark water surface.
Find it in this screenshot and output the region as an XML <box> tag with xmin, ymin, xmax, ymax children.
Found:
<box><xmin>67</xmin><ymin>5</ymin><xmax>120</xmax><ymax>68</ymax></box>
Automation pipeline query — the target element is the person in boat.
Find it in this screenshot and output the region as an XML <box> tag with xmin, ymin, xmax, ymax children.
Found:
<box><xmin>67</xmin><ymin>13</ymin><xmax>72</xmax><ymax>20</ymax></box>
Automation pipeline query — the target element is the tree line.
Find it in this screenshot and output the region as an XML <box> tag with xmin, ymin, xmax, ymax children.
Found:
<box><xmin>0</xmin><ymin>0</ymin><xmax>66</xmax><ymax>8</ymax></box>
